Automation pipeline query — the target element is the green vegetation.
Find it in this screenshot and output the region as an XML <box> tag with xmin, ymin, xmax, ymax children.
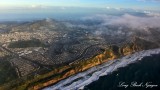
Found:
<box><xmin>8</xmin><ymin>39</ymin><xmax>48</xmax><ymax>48</ymax></box>
<box><xmin>0</xmin><ymin>56</ymin><xmax>18</xmax><ymax>85</ymax></box>
<box><xmin>0</xmin><ymin>49</ymin><xmax>112</xmax><ymax>90</ymax></box>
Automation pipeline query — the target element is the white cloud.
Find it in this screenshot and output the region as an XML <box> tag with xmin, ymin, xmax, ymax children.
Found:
<box><xmin>83</xmin><ymin>13</ymin><xmax>160</xmax><ymax>29</ymax></box>
<box><xmin>29</xmin><ymin>5</ymin><xmax>48</xmax><ymax>9</ymax></box>
<box><xmin>108</xmin><ymin>14</ymin><xmax>160</xmax><ymax>29</ymax></box>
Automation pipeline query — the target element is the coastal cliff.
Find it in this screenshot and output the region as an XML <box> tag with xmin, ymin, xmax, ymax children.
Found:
<box><xmin>27</xmin><ymin>37</ymin><xmax>159</xmax><ymax>90</ymax></box>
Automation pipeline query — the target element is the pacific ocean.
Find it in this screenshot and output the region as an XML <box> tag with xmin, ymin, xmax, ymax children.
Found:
<box><xmin>84</xmin><ymin>54</ymin><xmax>160</xmax><ymax>90</ymax></box>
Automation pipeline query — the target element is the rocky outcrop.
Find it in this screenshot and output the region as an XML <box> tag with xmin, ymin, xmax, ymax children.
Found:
<box><xmin>30</xmin><ymin>42</ymin><xmax>141</xmax><ymax>89</ymax></box>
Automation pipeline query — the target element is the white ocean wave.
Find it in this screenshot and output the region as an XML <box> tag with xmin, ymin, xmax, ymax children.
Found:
<box><xmin>43</xmin><ymin>48</ymin><xmax>160</xmax><ymax>90</ymax></box>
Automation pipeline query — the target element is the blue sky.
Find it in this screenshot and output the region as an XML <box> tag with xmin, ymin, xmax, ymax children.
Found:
<box><xmin>0</xmin><ymin>0</ymin><xmax>160</xmax><ymax>10</ymax></box>
<box><xmin>0</xmin><ymin>0</ymin><xmax>160</xmax><ymax>21</ymax></box>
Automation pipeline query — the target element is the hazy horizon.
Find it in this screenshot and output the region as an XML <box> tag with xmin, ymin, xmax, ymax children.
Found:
<box><xmin>1</xmin><ymin>0</ymin><xmax>160</xmax><ymax>10</ymax></box>
<box><xmin>0</xmin><ymin>0</ymin><xmax>160</xmax><ymax>21</ymax></box>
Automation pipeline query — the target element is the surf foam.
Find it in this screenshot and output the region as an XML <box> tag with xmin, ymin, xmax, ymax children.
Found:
<box><xmin>44</xmin><ymin>48</ymin><xmax>160</xmax><ymax>90</ymax></box>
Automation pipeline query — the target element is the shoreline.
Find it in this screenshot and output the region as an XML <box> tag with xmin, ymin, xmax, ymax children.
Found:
<box><xmin>1</xmin><ymin>44</ymin><xmax>158</xmax><ymax>90</ymax></box>
<box><xmin>44</xmin><ymin>48</ymin><xmax>160</xmax><ymax>90</ymax></box>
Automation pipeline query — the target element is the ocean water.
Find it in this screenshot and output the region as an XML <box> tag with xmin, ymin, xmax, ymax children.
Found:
<box><xmin>0</xmin><ymin>13</ymin><xmax>84</xmax><ymax>21</ymax></box>
<box><xmin>44</xmin><ymin>49</ymin><xmax>160</xmax><ymax>90</ymax></box>
<box><xmin>85</xmin><ymin>54</ymin><xmax>160</xmax><ymax>90</ymax></box>
<box><xmin>0</xmin><ymin>7</ymin><xmax>147</xmax><ymax>22</ymax></box>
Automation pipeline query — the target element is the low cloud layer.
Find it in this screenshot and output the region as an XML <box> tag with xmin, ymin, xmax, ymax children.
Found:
<box><xmin>107</xmin><ymin>14</ymin><xmax>160</xmax><ymax>29</ymax></box>
<box><xmin>83</xmin><ymin>13</ymin><xmax>160</xmax><ymax>29</ymax></box>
